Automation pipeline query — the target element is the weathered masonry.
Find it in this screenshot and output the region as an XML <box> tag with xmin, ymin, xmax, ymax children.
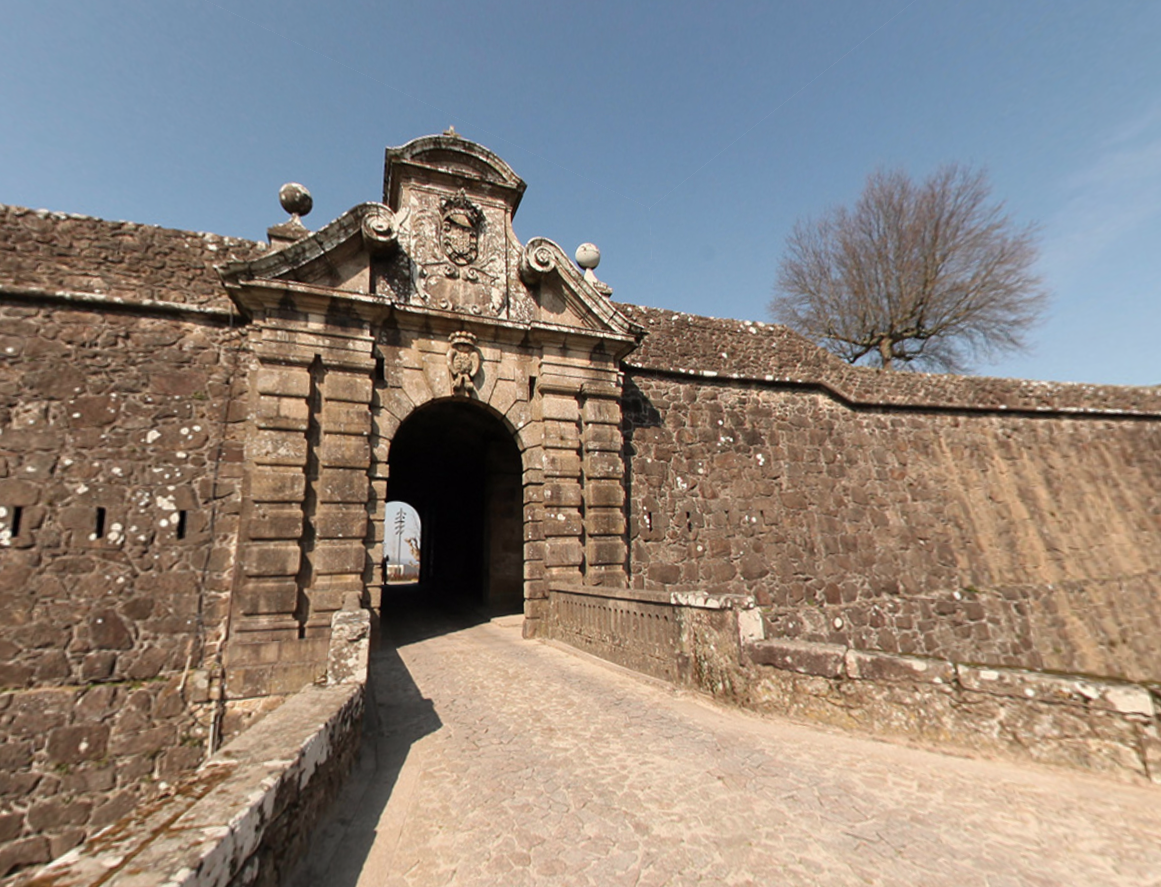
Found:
<box><xmin>2</xmin><ymin>133</ymin><xmax>1161</xmax><ymax>877</ymax></box>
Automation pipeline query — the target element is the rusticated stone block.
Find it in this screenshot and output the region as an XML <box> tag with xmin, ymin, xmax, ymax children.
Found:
<box><xmin>319</xmin><ymin>434</ymin><xmax>371</xmax><ymax>469</ymax></box>
<box><xmin>585</xmin><ymin>566</ymin><xmax>627</xmax><ymax>588</ymax></box>
<box><xmin>246</xmin><ymin>508</ymin><xmax>303</xmax><ymax>540</ymax></box>
<box><xmin>257</xmin><ymin>394</ymin><xmax>309</xmax><ymax>422</ymax></box>
<box><xmin>581</xmin><ymin>398</ymin><xmax>621</xmax><ymax>424</ymax></box>
<box><xmin>586</xmin><ymin>508</ymin><xmax>626</xmax><ymax>536</ymax></box>
<box><xmin>539</xmin><ymin>395</ymin><xmax>580</xmax><ymax>422</ymax></box>
<box><xmin>237</xmin><ymin>580</ymin><xmax>298</xmax><ymax>616</ymax></box>
<box><xmin>543</xmin><ymin>421</ymin><xmax>581</xmax><ymax>446</ymax></box>
<box><xmin>317</xmin><ymin>469</ymin><xmax>369</xmax><ymax>504</ymax></box>
<box><xmin>108</xmin><ymin>724</ymin><xmax>174</xmax><ymax>757</ymax></box>
<box><xmin>249</xmin><ymin>431</ymin><xmax>308</xmax><ymax>466</ymax></box>
<box><xmin>322</xmin><ymin>401</ymin><xmax>372</xmax><ymax>434</ymax></box>
<box><xmin>242</xmin><ymin>542</ymin><xmax>301</xmax><ymax>578</ymax></box>
<box><xmin>542</xmin><ymin>482</ymin><xmax>583</xmax><ymax>507</ymax></box>
<box><xmin>584</xmin><ymin>452</ymin><xmax>624</xmax><ymax>480</ymax></box>
<box><xmin>583</xmin><ymin>423</ymin><xmax>622</xmax><ymax>451</ymax></box>
<box><xmin>314</xmin><ymin>508</ymin><xmax>368</xmax><ymax>539</ymax></box>
<box><xmin>256</xmin><ymin>367</ymin><xmax>311</xmax><ymax>398</ymax></box>
<box><xmin>544</xmin><ymin>539</ymin><xmax>585</xmax><ymax>568</ymax></box>
<box><xmin>326</xmin><ymin>373</ymin><xmax>373</xmax><ymax>404</ymax></box>
<box><xmin>586</xmin><ymin>481</ymin><xmax>625</xmax><ymax>508</ymax></box>
<box><xmin>586</xmin><ymin>538</ymin><xmax>626</xmax><ymax>567</ymax></box>
<box><xmin>737</xmin><ymin>554</ymin><xmax>769</xmax><ymax>581</ymax></box>
<box><xmin>544</xmin><ymin>451</ymin><xmax>582</xmax><ymax>478</ymax></box>
<box><xmin>542</xmin><ymin>511</ymin><xmax>584</xmax><ymax>537</ymax></box>
<box><xmin>90</xmin><ymin>790</ymin><xmax>138</xmax><ymax>829</ymax></box>
<box><xmin>0</xmin><ymin>743</ymin><xmax>33</xmax><ymax>772</ymax></box>
<box><xmin>249</xmin><ymin>470</ymin><xmax>306</xmax><ymax>504</ymax></box>
<box><xmin>312</xmin><ymin>541</ymin><xmax>368</xmax><ymax>575</ymax></box>
<box><xmin>227</xmin><ymin>661</ymin><xmax>324</xmax><ymax>698</ymax></box>
<box><xmin>748</xmin><ymin>639</ymin><xmax>846</xmax><ymax>678</ymax></box>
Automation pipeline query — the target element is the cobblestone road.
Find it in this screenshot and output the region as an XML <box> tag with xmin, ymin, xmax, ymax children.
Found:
<box><xmin>294</xmin><ymin>610</ymin><xmax>1161</xmax><ymax>886</ymax></box>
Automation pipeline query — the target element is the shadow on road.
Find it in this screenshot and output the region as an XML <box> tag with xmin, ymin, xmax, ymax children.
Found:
<box><xmin>287</xmin><ymin>596</ymin><xmax>493</xmax><ymax>887</ymax></box>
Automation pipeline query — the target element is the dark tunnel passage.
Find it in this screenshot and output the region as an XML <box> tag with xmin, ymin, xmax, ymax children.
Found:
<box><xmin>385</xmin><ymin>399</ymin><xmax>524</xmax><ymax>618</ymax></box>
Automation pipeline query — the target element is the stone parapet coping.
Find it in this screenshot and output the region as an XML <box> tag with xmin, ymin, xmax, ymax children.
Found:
<box><xmin>628</xmin><ymin>362</ymin><xmax>1161</xmax><ymax>420</ymax></box>
<box><xmin>19</xmin><ymin>610</ymin><xmax>371</xmax><ymax>887</ymax></box>
<box><xmin>745</xmin><ymin>638</ymin><xmax>1161</xmax><ymax>782</ymax></box>
<box><xmin>747</xmin><ymin>638</ymin><xmax>1156</xmax><ymax>718</ymax></box>
<box><xmin>0</xmin><ymin>285</ymin><xmax>243</xmax><ymax>322</ymax></box>
<box><xmin>20</xmin><ymin>685</ymin><xmax>363</xmax><ymax>887</ymax></box>
<box><xmin>549</xmin><ymin>582</ymin><xmax>755</xmax><ymax>611</ymax></box>
<box><xmin>616</xmin><ymin>302</ymin><xmax>1161</xmax><ymax>418</ymax></box>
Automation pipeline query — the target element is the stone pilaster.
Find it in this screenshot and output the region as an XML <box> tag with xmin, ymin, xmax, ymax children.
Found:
<box><xmin>225</xmin><ymin>316</ymin><xmax>376</xmax><ymax>697</ymax></box>
<box><xmin>306</xmin><ymin>369</ymin><xmax>374</xmax><ymax>636</ymax></box>
<box><xmin>537</xmin><ymin>380</ymin><xmax>585</xmax><ymax>589</ymax></box>
<box><xmin>581</xmin><ymin>381</ymin><xmax>628</xmax><ymax>587</ymax></box>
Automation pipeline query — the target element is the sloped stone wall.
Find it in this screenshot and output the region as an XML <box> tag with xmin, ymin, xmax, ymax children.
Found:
<box><xmin>0</xmin><ymin>298</ymin><xmax>248</xmax><ymax>878</ymax></box>
<box><xmin>623</xmin><ymin>370</ymin><xmax>1161</xmax><ymax>684</ymax></box>
<box><xmin>15</xmin><ymin>609</ymin><xmax>369</xmax><ymax>887</ymax></box>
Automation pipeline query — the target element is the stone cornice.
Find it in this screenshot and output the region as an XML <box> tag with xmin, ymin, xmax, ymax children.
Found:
<box><xmin>0</xmin><ymin>284</ymin><xmax>243</xmax><ymax>323</ymax></box>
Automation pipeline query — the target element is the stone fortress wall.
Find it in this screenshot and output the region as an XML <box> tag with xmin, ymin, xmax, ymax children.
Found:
<box><xmin>2</xmin><ymin>135</ymin><xmax>1160</xmax><ymax>879</ymax></box>
<box><xmin>0</xmin><ymin>208</ymin><xmax>263</xmax><ymax>878</ymax></box>
<box><xmin>618</xmin><ymin>304</ymin><xmax>1161</xmax><ymax>683</ymax></box>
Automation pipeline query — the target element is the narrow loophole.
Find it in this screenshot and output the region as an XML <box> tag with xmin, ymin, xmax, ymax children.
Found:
<box><xmin>375</xmin><ymin>354</ymin><xmax>386</xmax><ymax>383</ymax></box>
<box><xmin>10</xmin><ymin>506</ymin><xmax>22</xmax><ymax>537</ymax></box>
<box><xmin>95</xmin><ymin>507</ymin><xmax>106</xmax><ymax>538</ymax></box>
<box><xmin>528</xmin><ymin>375</ymin><xmax>537</xmax><ymax>400</ymax></box>
<box><xmin>176</xmin><ymin>510</ymin><xmax>188</xmax><ymax>540</ymax></box>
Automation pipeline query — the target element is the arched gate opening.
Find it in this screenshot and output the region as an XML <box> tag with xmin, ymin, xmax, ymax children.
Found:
<box><xmin>385</xmin><ymin>400</ymin><xmax>524</xmax><ymax>616</ymax></box>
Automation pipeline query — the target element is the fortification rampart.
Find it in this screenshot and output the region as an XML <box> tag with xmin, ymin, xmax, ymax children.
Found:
<box><xmin>3</xmin><ymin>134</ymin><xmax>1161</xmax><ymax>878</ymax></box>
<box><xmin>623</xmin><ymin>370</ymin><xmax>1161</xmax><ymax>682</ymax></box>
<box><xmin>0</xmin><ymin>287</ymin><xmax>258</xmax><ymax>876</ymax></box>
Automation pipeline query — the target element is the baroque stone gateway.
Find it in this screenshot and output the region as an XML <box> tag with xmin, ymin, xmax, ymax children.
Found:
<box><xmin>1</xmin><ymin>134</ymin><xmax>1160</xmax><ymax>878</ymax></box>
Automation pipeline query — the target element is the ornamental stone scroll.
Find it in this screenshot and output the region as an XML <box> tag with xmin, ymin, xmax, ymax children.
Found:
<box><xmin>519</xmin><ymin>242</ymin><xmax>557</xmax><ymax>286</ymax></box>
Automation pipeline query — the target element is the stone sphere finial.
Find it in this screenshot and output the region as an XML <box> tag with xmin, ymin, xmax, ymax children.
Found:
<box><xmin>279</xmin><ymin>182</ymin><xmax>313</xmax><ymax>217</ymax></box>
<box><xmin>575</xmin><ymin>243</ymin><xmax>600</xmax><ymax>270</ymax></box>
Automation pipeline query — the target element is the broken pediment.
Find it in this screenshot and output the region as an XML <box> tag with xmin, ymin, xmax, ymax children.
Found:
<box><xmin>218</xmin><ymin>134</ymin><xmax>643</xmax><ymax>353</ymax></box>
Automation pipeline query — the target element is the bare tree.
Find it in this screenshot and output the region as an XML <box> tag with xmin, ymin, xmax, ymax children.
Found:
<box><xmin>771</xmin><ymin>165</ymin><xmax>1048</xmax><ymax>372</ymax></box>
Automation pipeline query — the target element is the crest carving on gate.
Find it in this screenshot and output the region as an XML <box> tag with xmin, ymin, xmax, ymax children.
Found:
<box><xmin>447</xmin><ymin>330</ymin><xmax>482</xmax><ymax>395</ymax></box>
<box><xmin>440</xmin><ymin>190</ymin><xmax>482</xmax><ymax>266</ymax></box>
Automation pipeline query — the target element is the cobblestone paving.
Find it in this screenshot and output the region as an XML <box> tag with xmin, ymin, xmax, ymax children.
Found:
<box><xmin>296</xmin><ymin>611</ymin><xmax>1161</xmax><ymax>886</ymax></box>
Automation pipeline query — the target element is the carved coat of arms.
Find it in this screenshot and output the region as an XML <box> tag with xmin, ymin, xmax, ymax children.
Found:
<box><xmin>440</xmin><ymin>191</ymin><xmax>482</xmax><ymax>266</ymax></box>
<box><xmin>447</xmin><ymin>330</ymin><xmax>481</xmax><ymax>395</ymax></box>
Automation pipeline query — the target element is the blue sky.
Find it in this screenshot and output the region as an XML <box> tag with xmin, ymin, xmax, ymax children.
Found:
<box><xmin>2</xmin><ymin>1</ymin><xmax>1158</xmax><ymax>384</ymax></box>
